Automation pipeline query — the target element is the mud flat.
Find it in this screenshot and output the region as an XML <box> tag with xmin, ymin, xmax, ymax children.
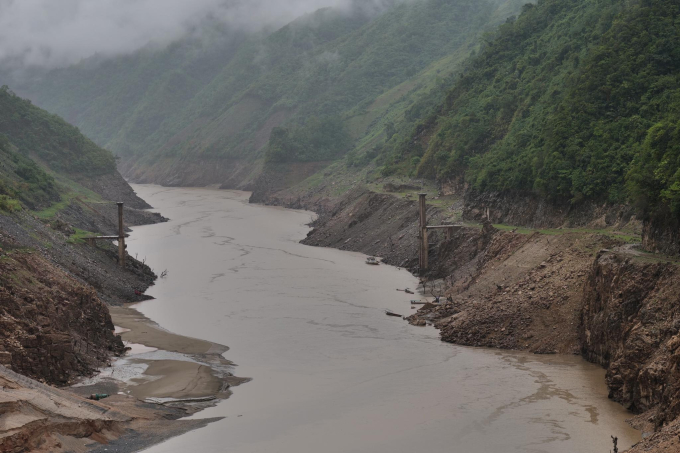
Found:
<box><xmin>74</xmin><ymin>305</ymin><xmax>247</xmax><ymax>410</ymax></box>
<box><xmin>0</xmin><ymin>364</ymin><xmax>223</xmax><ymax>453</ymax></box>
<box><xmin>0</xmin><ymin>290</ymin><xmax>245</xmax><ymax>453</ymax></box>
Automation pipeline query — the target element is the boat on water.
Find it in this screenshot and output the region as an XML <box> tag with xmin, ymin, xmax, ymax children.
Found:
<box><xmin>366</xmin><ymin>256</ymin><xmax>380</xmax><ymax>265</ymax></box>
<box><xmin>385</xmin><ymin>310</ymin><xmax>402</xmax><ymax>317</ymax></box>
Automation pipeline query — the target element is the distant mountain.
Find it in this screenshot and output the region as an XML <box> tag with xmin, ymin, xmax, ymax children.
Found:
<box><xmin>4</xmin><ymin>0</ymin><xmax>525</xmax><ymax>187</ymax></box>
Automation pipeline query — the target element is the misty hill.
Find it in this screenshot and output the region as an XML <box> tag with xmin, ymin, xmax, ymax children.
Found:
<box><xmin>0</xmin><ymin>86</ymin><xmax>147</xmax><ymax>212</ymax></box>
<box><xmin>383</xmin><ymin>0</ymin><xmax>680</xmax><ymax>231</ymax></box>
<box><xmin>7</xmin><ymin>0</ymin><xmax>524</xmax><ymax>186</ymax></box>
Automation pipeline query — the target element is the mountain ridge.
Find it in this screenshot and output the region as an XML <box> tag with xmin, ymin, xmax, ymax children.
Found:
<box><xmin>4</xmin><ymin>0</ymin><xmax>526</xmax><ymax>188</ymax></box>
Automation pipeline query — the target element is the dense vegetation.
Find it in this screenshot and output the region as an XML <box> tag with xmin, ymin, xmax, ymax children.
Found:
<box><xmin>384</xmin><ymin>0</ymin><xmax>680</xmax><ymax>218</ymax></box>
<box><xmin>6</xmin><ymin>0</ymin><xmax>523</xmax><ymax>167</ymax></box>
<box><xmin>0</xmin><ymin>134</ymin><xmax>58</xmax><ymax>210</ymax></box>
<box><xmin>0</xmin><ymin>86</ymin><xmax>116</xmax><ymax>175</ymax></box>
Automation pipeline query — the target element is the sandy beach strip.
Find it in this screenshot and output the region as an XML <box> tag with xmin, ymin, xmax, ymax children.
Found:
<box><xmin>109</xmin><ymin>305</ymin><xmax>223</xmax><ymax>355</ymax></box>
<box><xmin>70</xmin><ymin>304</ymin><xmax>247</xmax><ymax>410</ymax></box>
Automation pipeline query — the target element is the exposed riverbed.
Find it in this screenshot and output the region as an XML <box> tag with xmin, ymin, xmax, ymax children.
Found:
<box><xmin>125</xmin><ymin>185</ymin><xmax>640</xmax><ymax>453</ymax></box>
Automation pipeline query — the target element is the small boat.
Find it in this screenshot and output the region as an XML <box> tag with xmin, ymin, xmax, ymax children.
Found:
<box><xmin>366</xmin><ymin>256</ymin><xmax>380</xmax><ymax>265</ymax></box>
<box><xmin>405</xmin><ymin>288</ymin><xmax>415</xmax><ymax>294</ymax></box>
<box><xmin>385</xmin><ymin>310</ymin><xmax>402</xmax><ymax>317</ymax></box>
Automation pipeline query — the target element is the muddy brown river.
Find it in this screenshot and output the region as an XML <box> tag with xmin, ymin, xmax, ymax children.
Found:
<box><xmin>127</xmin><ymin>185</ymin><xmax>640</xmax><ymax>453</ymax></box>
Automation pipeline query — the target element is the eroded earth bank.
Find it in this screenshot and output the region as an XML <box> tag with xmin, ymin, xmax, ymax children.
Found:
<box><xmin>0</xmin><ymin>181</ymin><xmax>244</xmax><ymax>451</ymax></box>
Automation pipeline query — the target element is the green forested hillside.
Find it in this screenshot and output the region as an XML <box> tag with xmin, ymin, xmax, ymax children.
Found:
<box><xmin>10</xmin><ymin>0</ymin><xmax>680</xmax><ymax>222</ymax></box>
<box><xmin>0</xmin><ymin>86</ymin><xmax>115</xmax><ymax>175</ymax></box>
<box><xmin>8</xmin><ymin>22</ymin><xmax>252</xmax><ymax>158</ymax></box>
<box><xmin>7</xmin><ymin>0</ymin><xmax>524</xmax><ymax>174</ymax></box>
<box><xmin>384</xmin><ymin>0</ymin><xmax>680</xmax><ymax>218</ymax></box>
<box><xmin>0</xmin><ymin>87</ymin><xmax>119</xmax><ymax>210</ymax></box>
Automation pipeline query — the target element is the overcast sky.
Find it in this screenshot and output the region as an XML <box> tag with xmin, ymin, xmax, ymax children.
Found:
<box><xmin>0</xmin><ymin>0</ymin><xmax>390</xmax><ymax>68</ymax></box>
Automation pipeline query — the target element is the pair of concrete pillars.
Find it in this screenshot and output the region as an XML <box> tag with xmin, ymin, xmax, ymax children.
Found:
<box><xmin>84</xmin><ymin>202</ymin><xmax>126</xmax><ymax>267</ymax></box>
<box><xmin>418</xmin><ymin>193</ymin><xmax>456</xmax><ymax>273</ymax></box>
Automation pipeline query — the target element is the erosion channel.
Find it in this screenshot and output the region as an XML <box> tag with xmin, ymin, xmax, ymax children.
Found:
<box><xmin>125</xmin><ymin>185</ymin><xmax>640</xmax><ymax>453</ymax></box>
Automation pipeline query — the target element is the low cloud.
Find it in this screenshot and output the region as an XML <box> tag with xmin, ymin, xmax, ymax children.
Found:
<box><xmin>0</xmin><ymin>0</ymin><xmax>399</xmax><ymax>68</ymax></box>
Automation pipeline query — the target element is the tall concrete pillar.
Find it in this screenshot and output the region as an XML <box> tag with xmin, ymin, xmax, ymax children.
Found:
<box><xmin>419</xmin><ymin>194</ymin><xmax>428</xmax><ymax>272</ymax></box>
<box><xmin>117</xmin><ymin>202</ymin><xmax>125</xmax><ymax>268</ymax></box>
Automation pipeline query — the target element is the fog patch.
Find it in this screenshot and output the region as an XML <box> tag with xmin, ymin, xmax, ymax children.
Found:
<box><xmin>0</xmin><ymin>0</ymin><xmax>410</xmax><ymax>69</ymax></box>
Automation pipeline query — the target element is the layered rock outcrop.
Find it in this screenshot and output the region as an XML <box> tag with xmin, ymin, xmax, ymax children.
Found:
<box><xmin>580</xmin><ymin>252</ymin><xmax>680</xmax><ymax>427</ymax></box>
<box><xmin>642</xmin><ymin>209</ymin><xmax>680</xmax><ymax>256</ymax></box>
<box><xmin>0</xmin><ymin>251</ymin><xmax>124</xmax><ymax>385</ymax></box>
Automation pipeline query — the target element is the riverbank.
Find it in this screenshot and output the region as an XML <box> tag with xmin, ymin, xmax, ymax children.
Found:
<box><xmin>1</xmin><ymin>182</ymin><xmax>653</xmax><ymax>452</ymax></box>
<box><xmin>115</xmin><ymin>185</ymin><xmax>640</xmax><ymax>453</ymax></box>
<box><xmin>0</xmin><ymin>364</ymin><xmax>225</xmax><ymax>453</ymax></box>
<box><xmin>253</xmin><ymin>179</ymin><xmax>680</xmax><ymax>452</ymax></box>
<box><xmin>0</xmin><ymin>238</ymin><xmax>246</xmax><ymax>452</ymax></box>
<box><xmin>0</xmin><ymin>178</ymin><xmax>251</xmax><ymax>452</ymax></box>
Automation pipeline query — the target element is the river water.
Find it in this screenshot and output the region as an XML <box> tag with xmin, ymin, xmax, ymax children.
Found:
<box><xmin>127</xmin><ymin>185</ymin><xmax>640</xmax><ymax>453</ymax></box>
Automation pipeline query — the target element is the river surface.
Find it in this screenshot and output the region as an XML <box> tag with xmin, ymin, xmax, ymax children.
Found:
<box><xmin>127</xmin><ymin>185</ymin><xmax>640</xmax><ymax>453</ymax></box>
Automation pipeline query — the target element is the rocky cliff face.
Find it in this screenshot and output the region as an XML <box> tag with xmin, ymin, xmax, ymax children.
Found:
<box><xmin>462</xmin><ymin>190</ymin><xmax>639</xmax><ymax>231</ymax></box>
<box><xmin>642</xmin><ymin>210</ymin><xmax>680</xmax><ymax>256</ymax></box>
<box><xmin>0</xmin><ymin>251</ymin><xmax>124</xmax><ymax>385</ymax></box>
<box><xmin>580</xmin><ymin>252</ymin><xmax>680</xmax><ymax>427</ymax></box>
<box><xmin>411</xmin><ymin>226</ymin><xmax>621</xmax><ymax>354</ymax></box>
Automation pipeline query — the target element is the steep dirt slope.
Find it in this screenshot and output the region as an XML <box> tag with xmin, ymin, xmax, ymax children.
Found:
<box><xmin>1</xmin><ymin>208</ymin><xmax>158</xmax><ymax>307</ymax></box>
<box><xmin>0</xmin><ymin>250</ymin><xmax>124</xmax><ymax>385</ymax></box>
<box><xmin>412</xmin><ymin>227</ymin><xmax>618</xmax><ymax>354</ymax></box>
<box><xmin>270</xmin><ymin>184</ymin><xmax>610</xmax><ymax>354</ymax></box>
<box><xmin>268</xmin><ymin>185</ymin><xmax>456</xmax><ymax>271</ymax></box>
